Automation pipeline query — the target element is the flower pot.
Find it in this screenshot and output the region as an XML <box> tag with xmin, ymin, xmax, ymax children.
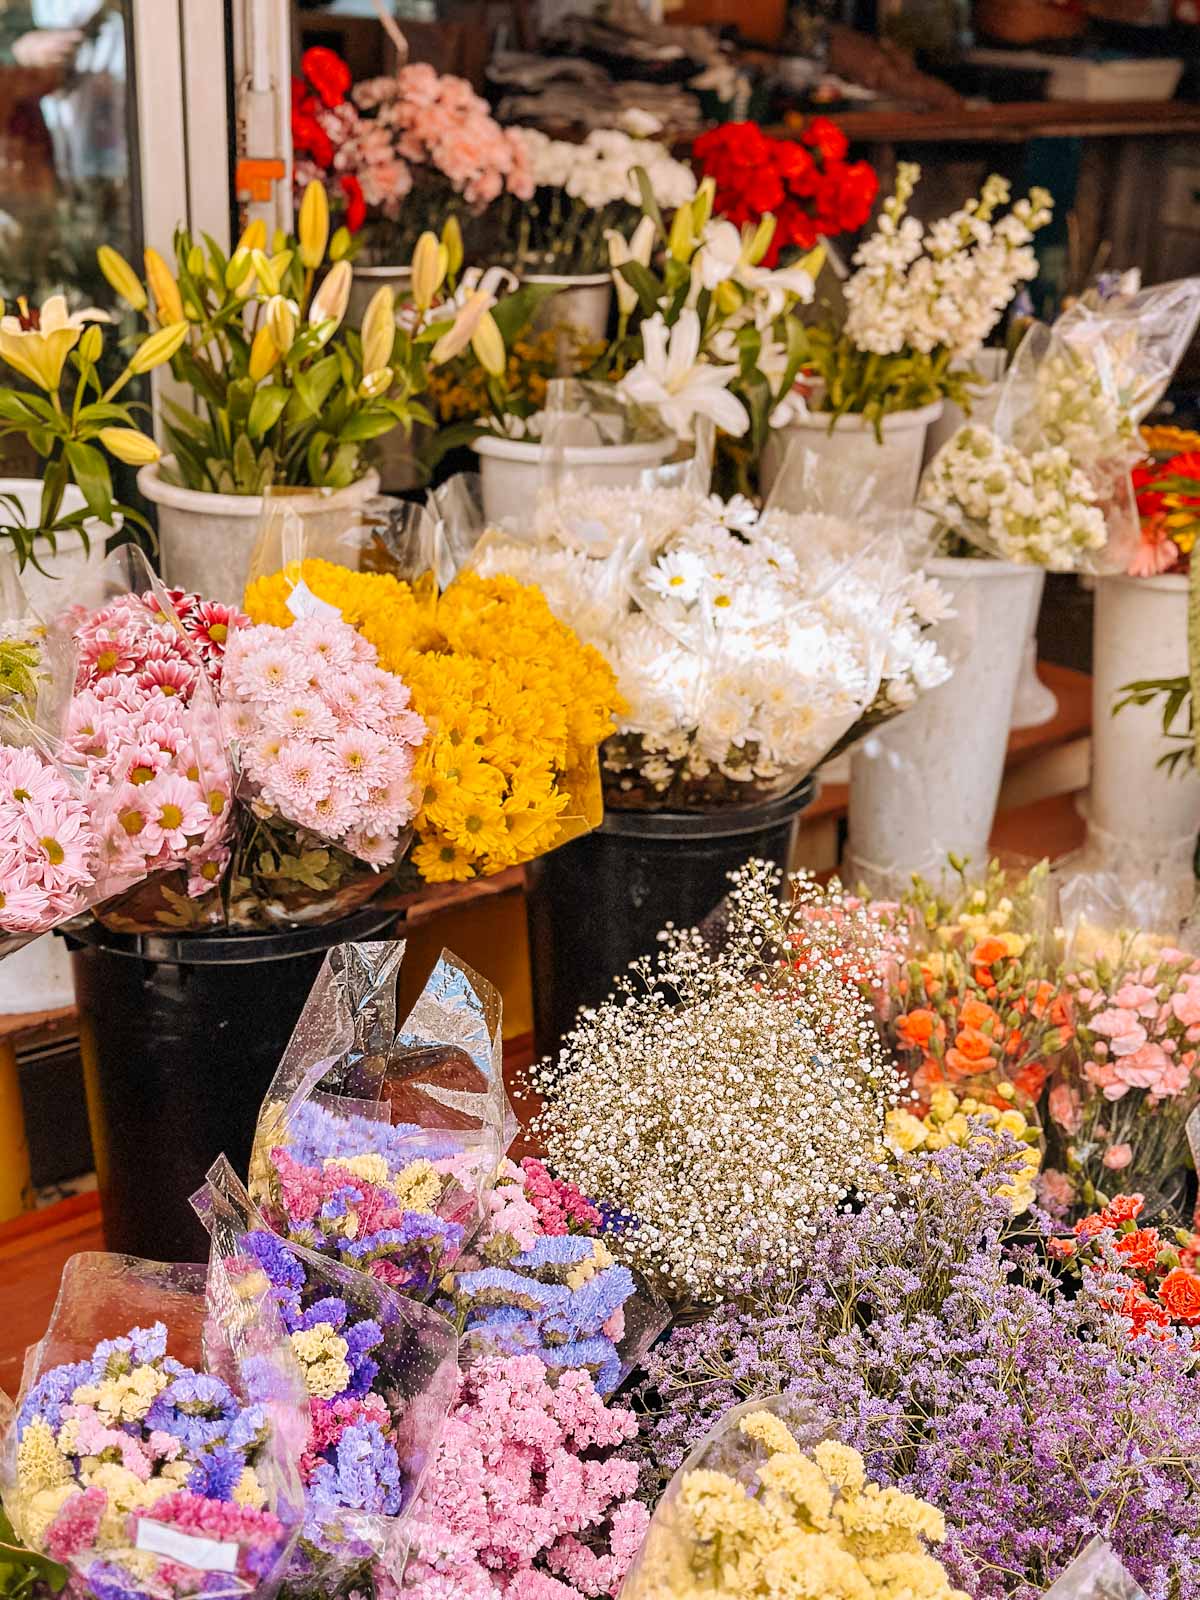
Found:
<box><xmin>64</xmin><ymin>905</ymin><xmax>397</xmax><ymax>1261</ymax></box>
<box><xmin>0</xmin><ymin>932</ymin><xmax>73</xmax><ymax>1013</ymax></box>
<box><xmin>921</xmin><ymin>351</ymin><xmax>1007</xmax><ymax>468</ymax></box>
<box><xmin>761</xmin><ymin>400</ymin><xmax>944</xmax><ymax>504</ymax></box>
<box><xmin>1008</xmin><ymin>568</ymin><xmax>1057</xmax><ymax>730</ymax></box>
<box><xmin>138</xmin><ymin>460</ymin><xmax>381</xmax><ymax>603</ymax></box>
<box><xmin>473</xmin><ymin>433</ymin><xmax>678</xmax><ymax>526</ymax></box>
<box><xmin>525</xmin><ymin>776</ymin><xmax>816</xmax><ymax>1057</ymax></box>
<box><xmin>0</xmin><ymin>477</ymin><xmax>112</xmax><ymax>611</ymax></box>
<box><xmin>526</xmin><ymin>272</ymin><xmax>614</xmax><ymax>350</ymax></box>
<box><xmin>845</xmin><ymin>557</ymin><xmax>1043</xmax><ymax>894</ymax></box>
<box><xmin>1081</xmin><ymin>573</ymin><xmax>1200</xmax><ymax>881</ymax></box>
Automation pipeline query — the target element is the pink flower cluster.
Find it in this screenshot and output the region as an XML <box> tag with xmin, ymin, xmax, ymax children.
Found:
<box><xmin>519</xmin><ymin>1158</ymin><xmax>603</xmax><ymax>1237</ymax></box>
<box><xmin>322</xmin><ymin>63</ymin><xmax>532</xmax><ymax>215</ymax></box>
<box><xmin>301</xmin><ymin>1394</ymin><xmax>392</xmax><ymax>1485</ymax></box>
<box><xmin>403</xmin><ymin>1355</ymin><xmax>648</xmax><ymax>1600</ymax></box>
<box><xmin>129</xmin><ymin>1490</ymin><xmax>285</xmax><ymax>1548</ymax></box>
<box><xmin>1059</xmin><ymin>955</ymin><xmax>1200</xmax><ymax>1107</ymax></box>
<box><xmin>74</xmin><ymin>588</ymin><xmax>243</xmax><ymax>700</ymax></box>
<box><xmin>0</xmin><ymin>745</ymin><xmax>97</xmax><ymax>933</ymax></box>
<box><xmin>221</xmin><ymin>616</ymin><xmax>424</xmax><ymax>866</ymax></box>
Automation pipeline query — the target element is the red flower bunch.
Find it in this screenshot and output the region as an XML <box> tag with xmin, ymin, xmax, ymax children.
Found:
<box><xmin>291</xmin><ymin>47</ymin><xmax>366</xmax><ymax>231</ymax></box>
<box><xmin>1050</xmin><ymin>1192</ymin><xmax>1200</xmax><ymax>1336</ymax></box>
<box><xmin>692</xmin><ymin>119</ymin><xmax>877</xmax><ymax>267</ymax></box>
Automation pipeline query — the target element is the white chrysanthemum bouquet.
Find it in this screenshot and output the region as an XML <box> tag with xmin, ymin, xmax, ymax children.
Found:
<box><xmin>473</xmin><ymin>451</ymin><xmax>952</xmax><ymax>809</ymax></box>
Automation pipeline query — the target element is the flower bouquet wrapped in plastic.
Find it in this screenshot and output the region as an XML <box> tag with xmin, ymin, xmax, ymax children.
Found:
<box><xmin>921</xmin><ymin>277</ymin><xmax>1200</xmax><ymax>574</ymax></box>
<box><xmin>194</xmin><ymin>1157</ymin><xmax>459</xmax><ymax>1594</ymax></box>
<box><xmin>1045</xmin><ymin>873</ymin><xmax>1200</xmax><ymax>1213</ymax></box>
<box><xmin>620</xmin><ymin>1393</ymin><xmax>969</xmax><ymax>1600</ymax></box>
<box><xmin>249</xmin><ymin>938</ymin><xmax>514</xmax><ymax>1297</ymax></box>
<box><xmin>242</xmin><ymin>491</ymin><xmax>621</xmax><ymax>884</ymax></box>
<box><xmin>476</xmin><ymin>435</ymin><xmax>954</xmax><ymax>810</ymax></box>
<box><xmin>436</xmin><ymin>1155</ymin><xmax>669</xmax><ymax>1396</ymax></box>
<box><xmin>0</xmin><ymin>1247</ymin><xmax>307</xmax><ymax>1600</ymax></box>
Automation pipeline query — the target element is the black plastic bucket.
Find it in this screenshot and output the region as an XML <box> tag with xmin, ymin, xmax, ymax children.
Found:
<box><xmin>525</xmin><ymin>778</ymin><xmax>815</xmax><ymax>1059</ymax></box>
<box><xmin>65</xmin><ymin>906</ymin><xmax>398</xmax><ymax>1262</ymax></box>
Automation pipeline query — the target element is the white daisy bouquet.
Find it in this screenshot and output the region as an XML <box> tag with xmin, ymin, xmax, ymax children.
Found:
<box><xmin>473</xmin><ymin>446</ymin><xmax>953</xmax><ymax>809</ymax></box>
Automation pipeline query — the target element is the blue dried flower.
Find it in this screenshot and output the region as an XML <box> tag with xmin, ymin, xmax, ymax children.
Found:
<box><xmin>188</xmin><ymin>1443</ymin><xmax>247</xmax><ymax>1502</ymax></box>
<box><xmin>308</xmin><ymin>1420</ymin><xmax>403</xmax><ymax>1517</ymax></box>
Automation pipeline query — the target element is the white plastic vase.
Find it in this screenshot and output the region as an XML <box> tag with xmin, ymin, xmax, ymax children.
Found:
<box><xmin>845</xmin><ymin>557</ymin><xmax>1043</xmax><ymax>895</ymax></box>
<box><xmin>0</xmin><ymin>932</ymin><xmax>73</xmax><ymax>1013</ymax></box>
<box><xmin>1082</xmin><ymin>573</ymin><xmax>1200</xmax><ymax>880</ymax></box>
<box><xmin>760</xmin><ymin>400</ymin><xmax>943</xmax><ymax>505</ymax></box>
<box><xmin>526</xmin><ymin>273</ymin><xmax>613</xmax><ymax>347</ymax></box>
<box><xmin>1009</xmin><ymin>569</ymin><xmax>1058</xmax><ymax>730</ymax></box>
<box><xmin>473</xmin><ymin>434</ymin><xmax>678</xmax><ymax>526</ymax></box>
<box><xmin>138</xmin><ymin>461</ymin><xmax>381</xmax><ymax>603</ymax></box>
<box><xmin>0</xmin><ymin>478</ymin><xmax>111</xmax><ymax>610</ymax></box>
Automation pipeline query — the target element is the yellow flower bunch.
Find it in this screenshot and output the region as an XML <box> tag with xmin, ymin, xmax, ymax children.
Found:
<box><xmin>886</xmin><ymin>1083</ymin><xmax>1042</xmax><ymax>1212</ymax></box>
<box><xmin>244</xmin><ymin>559</ymin><xmax>622</xmax><ymax>882</ymax></box>
<box><xmin>624</xmin><ymin>1409</ymin><xmax>969</xmax><ymax>1600</ymax></box>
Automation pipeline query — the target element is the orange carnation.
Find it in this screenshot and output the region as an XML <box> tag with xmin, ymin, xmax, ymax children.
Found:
<box><xmin>1158</xmin><ymin>1267</ymin><xmax>1200</xmax><ymax>1325</ymax></box>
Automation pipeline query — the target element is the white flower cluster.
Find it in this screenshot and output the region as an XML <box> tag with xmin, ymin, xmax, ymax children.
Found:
<box><xmin>475</xmin><ymin>485</ymin><xmax>952</xmax><ymax>799</ymax></box>
<box><xmin>1029</xmin><ymin>343</ymin><xmax>1139</xmax><ymax>468</ymax></box>
<box><xmin>513</xmin><ymin>126</ymin><xmax>696</xmax><ymax>214</ymax></box>
<box><xmin>921</xmin><ymin>424</ymin><xmax>1107</xmax><ymax>571</ymax></box>
<box><xmin>843</xmin><ymin>164</ymin><xmax>1052</xmax><ymax>363</ymax></box>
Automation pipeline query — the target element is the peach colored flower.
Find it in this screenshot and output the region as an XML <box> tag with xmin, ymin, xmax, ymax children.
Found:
<box><xmin>1049</xmin><ymin>1082</ymin><xmax>1082</xmax><ymax>1134</ymax></box>
<box><xmin>1102</xmin><ymin>1142</ymin><xmax>1133</xmax><ymax>1170</ymax></box>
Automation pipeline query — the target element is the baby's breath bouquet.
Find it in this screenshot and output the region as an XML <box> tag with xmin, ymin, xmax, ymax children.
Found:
<box><xmin>533</xmin><ymin>861</ymin><xmax>904</xmax><ymax>1302</ymax></box>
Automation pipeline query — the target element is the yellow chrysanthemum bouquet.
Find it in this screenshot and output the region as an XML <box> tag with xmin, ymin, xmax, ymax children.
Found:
<box><xmin>243</xmin><ymin>517</ymin><xmax>622</xmax><ymax>882</ymax></box>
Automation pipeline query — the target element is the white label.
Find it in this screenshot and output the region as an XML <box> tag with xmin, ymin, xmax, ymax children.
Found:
<box><xmin>135</xmin><ymin>1519</ymin><xmax>241</xmax><ymax>1574</ymax></box>
<box><xmin>285</xmin><ymin>579</ymin><xmax>342</xmax><ymax>622</ymax></box>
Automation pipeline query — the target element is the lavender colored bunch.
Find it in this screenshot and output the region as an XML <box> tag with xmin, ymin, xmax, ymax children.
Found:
<box><xmin>623</xmin><ymin>1137</ymin><xmax>1200</xmax><ymax>1600</ymax></box>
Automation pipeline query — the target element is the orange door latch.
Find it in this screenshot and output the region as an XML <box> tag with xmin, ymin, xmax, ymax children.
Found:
<box><xmin>236</xmin><ymin>157</ymin><xmax>286</xmax><ymax>203</ymax></box>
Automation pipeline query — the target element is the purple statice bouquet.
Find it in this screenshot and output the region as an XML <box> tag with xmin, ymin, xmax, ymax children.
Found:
<box><xmin>623</xmin><ymin>1136</ymin><xmax>1200</xmax><ymax>1600</ymax></box>
<box><xmin>196</xmin><ymin>1158</ymin><xmax>459</xmax><ymax>1596</ymax></box>
<box><xmin>437</xmin><ymin>1159</ymin><xmax>650</xmax><ymax>1395</ymax></box>
<box><xmin>0</xmin><ymin>1255</ymin><xmax>303</xmax><ymax>1600</ymax></box>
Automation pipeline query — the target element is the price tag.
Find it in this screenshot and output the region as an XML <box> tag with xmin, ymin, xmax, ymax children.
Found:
<box><xmin>286</xmin><ymin>579</ymin><xmax>342</xmax><ymax>623</ymax></box>
<box><xmin>135</xmin><ymin>1519</ymin><xmax>240</xmax><ymax>1574</ymax></box>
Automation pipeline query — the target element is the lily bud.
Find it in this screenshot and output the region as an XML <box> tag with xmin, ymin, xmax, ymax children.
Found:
<box><xmin>143</xmin><ymin>248</ymin><xmax>183</xmax><ymax>323</ymax></box>
<box><xmin>272</xmin><ymin>228</ymin><xmax>287</xmax><ymax>254</ymax></box>
<box><xmin>97</xmin><ymin>246</ymin><xmax>147</xmax><ymax>312</ymax></box>
<box><xmin>308</xmin><ymin>260</ymin><xmax>352</xmax><ymax>335</ymax></box>
<box><xmin>266</xmin><ymin>295</ymin><xmax>297</xmax><ymax>353</ymax></box>
<box><xmin>98</xmin><ymin>426</ymin><xmax>161</xmax><ymax>466</ymax></box>
<box><xmin>236</xmin><ymin>218</ymin><xmax>267</xmax><ymax>255</ymax></box>
<box><xmin>745</xmin><ymin>214</ymin><xmax>777</xmax><ymax>267</ymax></box>
<box><xmin>430</xmin><ymin>289</ymin><xmax>492</xmax><ymax>365</ymax></box>
<box><xmin>667</xmin><ymin>204</ymin><xmax>694</xmax><ymax>263</ymax></box>
<box><xmin>78</xmin><ymin>324</ymin><xmax>104</xmax><ymax>366</ymax></box>
<box><xmin>715</xmin><ymin>280</ymin><xmax>741</xmax><ymax>316</ymax></box>
<box><xmin>248</xmin><ymin>323</ymin><xmax>279</xmax><ymax>382</ymax></box>
<box><xmin>411</xmin><ymin>232</ymin><xmax>445</xmax><ymax>311</ymax></box>
<box><xmin>251</xmin><ymin>249</ymin><xmax>280</xmax><ymax>296</ymax></box>
<box><xmin>470</xmin><ymin>309</ymin><xmax>506</xmax><ymax>378</ymax></box>
<box><xmin>298</xmin><ymin>180</ymin><xmax>330</xmax><ymax>270</ymax></box>
<box><xmin>606</xmin><ymin>230</ymin><xmax>637</xmax><ymax>319</ymax></box>
<box><xmin>129</xmin><ymin>321</ymin><xmax>189</xmax><ymax>374</ymax></box>
<box><xmin>691</xmin><ymin>176</ymin><xmax>716</xmax><ymax>234</ymax></box>
<box><xmin>360</xmin><ymin>285</ymin><xmax>396</xmax><ymax>376</ymax></box>
<box><xmin>359</xmin><ymin>366</ymin><xmax>394</xmax><ymax>399</ymax></box>
<box><xmin>186</xmin><ymin>245</ymin><xmax>205</xmax><ymax>278</ymax></box>
<box><xmin>441</xmin><ymin>215</ymin><xmax>463</xmax><ymax>279</ymax></box>
<box><xmin>630</xmin><ymin>214</ymin><xmax>657</xmax><ymax>268</ymax></box>
<box><xmin>269</xmin><ymin>249</ymin><xmax>294</xmax><ymax>281</ymax></box>
<box><xmin>330</xmin><ymin>226</ymin><xmax>352</xmax><ymax>263</ymax></box>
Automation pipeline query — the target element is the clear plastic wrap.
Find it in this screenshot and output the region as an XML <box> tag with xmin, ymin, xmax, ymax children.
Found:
<box><xmin>249</xmin><ymin>938</ymin><xmax>515</xmax><ymax>1296</ymax></box>
<box><xmin>1041</xmin><ymin>1538</ymin><xmax>1148</xmax><ymax>1600</ymax></box>
<box><xmin>620</xmin><ymin>1393</ymin><xmax>968</xmax><ymax>1600</ymax></box>
<box><xmin>193</xmin><ymin>1158</ymin><xmax>459</xmax><ymax>1595</ymax></box>
<box><xmin>921</xmin><ymin>279</ymin><xmax>1200</xmax><ymax>574</ymax></box>
<box><xmin>0</xmin><ymin>1249</ymin><xmax>306</xmax><ymax>1599</ymax></box>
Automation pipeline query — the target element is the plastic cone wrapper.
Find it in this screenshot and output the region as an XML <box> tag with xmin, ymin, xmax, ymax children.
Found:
<box><xmin>249</xmin><ymin>937</ymin><xmax>516</xmax><ymax>1298</ymax></box>
<box><xmin>1040</xmin><ymin>1538</ymin><xmax>1148</xmax><ymax>1600</ymax></box>
<box><xmin>193</xmin><ymin>1157</ymin><xmax>459</xmax><ymax>1594</ymax></box>
<box><xmin>0</xmin><ymin>1248</ymin><xmax>307</xmax><ymax>1599</ymax></box>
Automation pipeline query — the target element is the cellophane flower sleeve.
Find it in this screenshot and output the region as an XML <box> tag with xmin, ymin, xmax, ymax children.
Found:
<box><xmin>921</xmin><ymin>279</ymin><xmax>1200</xmax><ymax>574</ymax></box>
<box><xmin>0</xmin><ymin>1247</ymin><xmax>306</xmax><ymax>1600</ymax></box>
<box><xmin>620</xmin><ymin>1392</ymin><xmax>969</xmax><ymax>1600</ymax></box>
<box><xmin>249</xmin><ymin>937</ymin><xmax>516</xmax><ymax>1297</ymax></box>
<box><xmin>194</xmin><ymin>1158</ymin><xmax>459</xmax><ymax>1596</ymax></box>
<box><xmin>1041</xmin><ymin>1538</ymin><xmax>1148</xmax><ymax>1600</ymax></box>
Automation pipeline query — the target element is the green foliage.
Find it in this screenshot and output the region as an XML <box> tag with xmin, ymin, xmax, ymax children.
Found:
<box><xmin>1113</xmin><ymin>674</ymin><xmax>1196</xmax><ymax>775</ymax></box>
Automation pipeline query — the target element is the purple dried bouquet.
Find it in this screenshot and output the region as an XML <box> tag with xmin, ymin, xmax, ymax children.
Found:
<box><xmin>623</xmin><ymin>1137</ymin><xmax>1200</xmax><ymax>1600</ymax></box>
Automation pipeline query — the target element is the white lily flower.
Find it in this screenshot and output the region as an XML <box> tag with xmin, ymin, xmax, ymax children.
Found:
<box><xmin>618</xmin><ymin>309</ymin><xmax>749</xmax><ymax>440</ymax></box>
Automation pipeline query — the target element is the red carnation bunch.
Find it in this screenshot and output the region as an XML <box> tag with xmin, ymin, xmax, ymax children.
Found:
<box><xmin>291</xmin><ymin>47</ymin><xmax>365</xmax><ymax>231</ymax></box>
<box><xmin>692</xmin><ymin>119</ymin><xmax>878</xmax><ymax>267</ymax></box>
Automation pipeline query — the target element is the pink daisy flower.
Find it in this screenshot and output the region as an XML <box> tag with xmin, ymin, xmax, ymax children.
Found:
<box><xmin>140</xmin><ymin>773</ymin><xmax>210</xmax><ymax>855</ymax></box>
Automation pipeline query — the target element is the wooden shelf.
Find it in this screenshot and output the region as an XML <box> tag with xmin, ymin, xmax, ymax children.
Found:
<box><xmin>799</xmin><ymin>98</ymin><xmax>1200</xmax><ymax>144</ymax></box>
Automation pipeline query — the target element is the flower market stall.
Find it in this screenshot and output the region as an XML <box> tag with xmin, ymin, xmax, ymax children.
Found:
<box><xmin>2</xmin><ymin>5</ymin><xmax>1200</xmax><ymax>1598</ymax></box>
